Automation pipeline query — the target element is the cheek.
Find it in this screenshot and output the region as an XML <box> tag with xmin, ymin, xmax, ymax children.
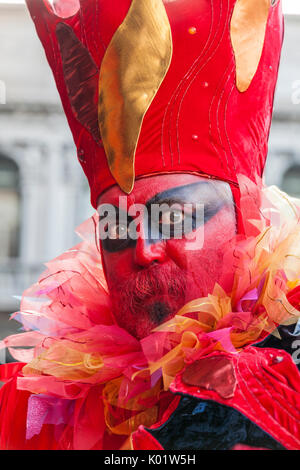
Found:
<box><xmin>165</xmin><ymin>207</ymin><xmax>236</xmax><ymax>290</ymax></box>
<box><xmin>101</xmin><ymin>248</ymin><xmax>135</xmax><ymax>285</ymax></box>
<box><xmin>204</xmin><ymin>205</ymin><xmax>237</xmax><ymax>242</ymax></box>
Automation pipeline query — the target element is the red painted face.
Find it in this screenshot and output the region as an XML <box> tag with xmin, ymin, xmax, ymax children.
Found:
<box><xmin>98</xmin><ymin>174</ymin><xmax>236</xmax><ymax>339</ymax></box>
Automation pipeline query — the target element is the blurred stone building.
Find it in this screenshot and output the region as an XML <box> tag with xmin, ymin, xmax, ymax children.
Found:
<box><xmin>0</xmin><ymin>3</ymin><xmax>299</xmax><ymax>343</ymax></box>
<box><xmin>0</xmin><ymin>3</ymin><xmax>93</xmax><ymax>342</ymax></box>
<box><xmin>266</xmin><ymin>14</ymin><xmax>300</xmax><ymax>196</ymax></box>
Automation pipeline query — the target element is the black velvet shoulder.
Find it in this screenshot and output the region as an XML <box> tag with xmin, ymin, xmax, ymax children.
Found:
<box><xmin>146</xmin><ymin>396</ymin><xmax>285</xmax><ymax>450</ymax></box>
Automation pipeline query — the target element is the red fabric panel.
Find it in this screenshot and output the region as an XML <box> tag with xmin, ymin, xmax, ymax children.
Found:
<box><xmin>132</xmin><ymin>426</ymin><xmax>164</xmax><ymax>450</ymax></box>
<box><xmin>25</xmin><ymin>0</ymin><xmax>284</xmax><ymax>207</ymax></box>
<box><xmin>0</xmin><ymin>364</ymin><xmax>58</xmax><ymax>450</ymax></box>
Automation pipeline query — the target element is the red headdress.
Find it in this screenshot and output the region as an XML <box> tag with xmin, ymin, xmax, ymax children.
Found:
<box><xmin>26</xmin><ymin>0</ymin><xmax>284</xmax><ymax>212</ymax></box>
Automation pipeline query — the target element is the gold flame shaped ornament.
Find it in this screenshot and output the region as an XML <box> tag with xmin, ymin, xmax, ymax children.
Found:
<box><xmin>231</xmin><ymin>0</ymin><xmax>272</xmax><ymax>93</ymax></box>
<box><xmin>98</xmin><ymin>0</ymin><xmax>173</xmax><ymax>194</ymax></box>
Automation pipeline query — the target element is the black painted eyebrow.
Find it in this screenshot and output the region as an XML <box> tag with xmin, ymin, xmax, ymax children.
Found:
<box><xmin>146</xmin><ymin>197</ymin><xmax>188</xmax><ymax>208</ymax></box>
<box><xmin>145</xmin><ymin>181</ymin><xmax>216</xmax><ymax>208</ymax></box>
<box><xmin>100</xmin><ymin>181</ymin><xmax>231</xmax><ymax>224</ymax></box>
<box><xmin>99</xmin><ymin>205</ymin><xmax>134</xmax><ymax>221</ymax></box>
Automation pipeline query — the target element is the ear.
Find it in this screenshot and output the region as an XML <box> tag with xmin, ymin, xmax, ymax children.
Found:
<box><xmin>56</xmin><ymin>22</ymin><xmax>101</xmax><ymax>144</ymax></box>
<box><xmin>230</xmin><ymin>0</ymin><xmax>272</xmax><ymax>92</ymax></box>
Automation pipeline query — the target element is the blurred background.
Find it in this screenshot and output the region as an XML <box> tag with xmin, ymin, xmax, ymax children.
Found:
<box><xmin>0</xmin><ymin>1</ymin><xmax>300</xmax><ymax>354</ymax></box>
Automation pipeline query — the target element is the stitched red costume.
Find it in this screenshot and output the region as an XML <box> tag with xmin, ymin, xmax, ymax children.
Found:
<box><xmin>1</xmin><ymin>0</ymin><xmax>300</xmax><ymax>450</ymax></box>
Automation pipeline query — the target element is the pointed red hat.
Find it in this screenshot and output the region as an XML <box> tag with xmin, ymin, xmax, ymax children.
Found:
<box><xmin>26</xmin><ymin>0</ymin><xmax>284</xmax><ymax>209</ymax></box>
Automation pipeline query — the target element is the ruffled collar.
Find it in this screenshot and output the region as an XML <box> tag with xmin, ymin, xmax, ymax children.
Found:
<box><xmin>1</xmin><ymin>177</ymin><xmax>300</xmax><ymax>448</ymax></box>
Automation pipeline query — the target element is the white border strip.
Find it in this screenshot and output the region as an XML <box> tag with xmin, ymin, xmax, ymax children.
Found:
<box><xmin>0</xmin><ymin>0</ymin><xmax>300</xmax><ymax>14</ymax></box>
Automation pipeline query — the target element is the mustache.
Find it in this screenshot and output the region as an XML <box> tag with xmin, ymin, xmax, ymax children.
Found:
<box><xmin>111</xmin><ymin>263</ymin><xmax>188</xmax><ymax>315</ymax></box>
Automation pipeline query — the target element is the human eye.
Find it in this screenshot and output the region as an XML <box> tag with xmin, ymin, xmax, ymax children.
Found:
<box><xmin>101</xmin><ymin>219</ymin><xmax>136</xmax><ymax>252</ymax></box>
<box><xmin>107</xmin><ymin>222</ymin><xmax>128</xmax><ymax>240</ymax></box>
<box><xmin>159</xmin><ymin>206</ymin><xmax>191</xmax><ymax>238</ymax></box>
<box><xmin>160</xmin><ymin>208</ymin><xmax>184</xmax><ymax>226</ymax></box>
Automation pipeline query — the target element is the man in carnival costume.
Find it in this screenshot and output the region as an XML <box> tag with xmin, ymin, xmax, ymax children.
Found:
<box><xmin>0</xmin><ymin>0</ymin><xmax>300</xmax><ymax>450</ymax></box>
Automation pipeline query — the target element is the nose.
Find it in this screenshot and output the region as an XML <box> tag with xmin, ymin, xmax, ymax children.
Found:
<box><xmin>134</xmin><ymin>236</ymin><xmax>167</xmax><ymax>268</ymax></box>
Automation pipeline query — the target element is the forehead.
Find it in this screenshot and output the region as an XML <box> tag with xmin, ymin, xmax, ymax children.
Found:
<box><xmin>98</xmin><ymin>173</ymin><xmax>231</xmax><ymax>207</ymax></box>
